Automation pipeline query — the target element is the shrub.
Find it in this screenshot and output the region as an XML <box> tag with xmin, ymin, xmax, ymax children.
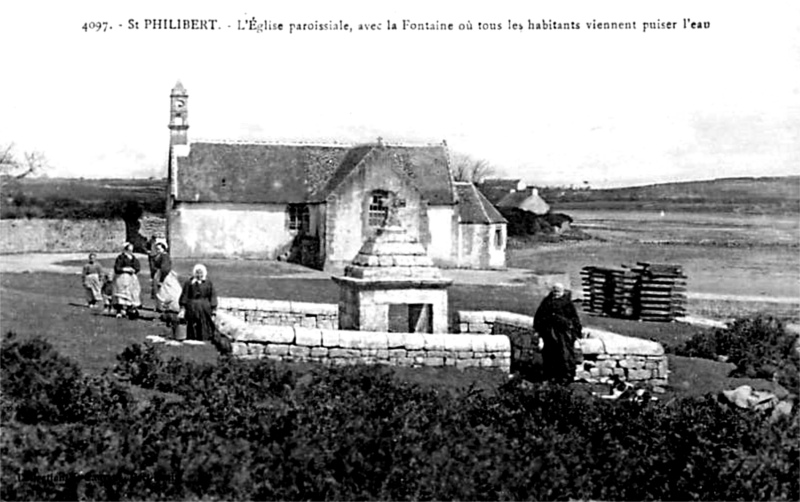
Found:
<box><xmin>672</xmin><ymin>315</ymin><xmax>800</xmax><ymax>392</ymax></box>
<box><xmin>3</xmin><ymin>341</ymin><xmax>798</xmax><ymax>501</ymax></box>
<box><xmin>1</xmin><ymin>333</ymin><xmax>133</xmax><ymax>425</ymax></box>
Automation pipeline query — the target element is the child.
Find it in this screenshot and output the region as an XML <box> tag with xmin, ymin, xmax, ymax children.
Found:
<box><xmin>82</xmin><ymin>253</ymin><xmax>104</xmax><ymax>308</ymax></box>
<box><xmin>101</xmin><ymin>272</ymin><xmax>114</xmax><ymax>315</ymax></box>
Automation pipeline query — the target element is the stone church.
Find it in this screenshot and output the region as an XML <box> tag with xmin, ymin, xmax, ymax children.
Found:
<box><xmin>166</xmin><ymin>82</ymin><xmax>506</xmax><ymax>271</ymax></box>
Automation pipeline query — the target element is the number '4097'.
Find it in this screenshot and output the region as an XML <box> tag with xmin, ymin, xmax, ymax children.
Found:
<box><xmin>82</xmin><ymin>21</ymin><xmax>109</xmax><ymax>32</ymax></box>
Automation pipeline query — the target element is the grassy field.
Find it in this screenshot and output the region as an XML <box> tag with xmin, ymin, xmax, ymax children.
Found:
<box><xmin>510</xmin><ymin>210</ymin><xmax>800</xmax><ymax>315</ymax></box>
<box><xmin>0</xmin><ymin>259</ymin><xmax>787</xmax><ymax>400</ymax></box>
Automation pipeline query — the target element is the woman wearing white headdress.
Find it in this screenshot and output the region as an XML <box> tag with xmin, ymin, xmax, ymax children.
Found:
<box><xmin>179</xmin><ymin>263</ymin><xmax>218</xmax><ymax>341</ymax></box>
<box><xmin>152</xmin><ymin>240</ymin><xmax>182</xmax><ymax>313</ymax></box>
<box><xmin>112</xmin><ymin>242</ymin><xmax>142</xmax><ymax>318</ymax></box>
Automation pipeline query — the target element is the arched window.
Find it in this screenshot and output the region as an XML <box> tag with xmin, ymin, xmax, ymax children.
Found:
<box><xmin>368</xmin><ymin>190</ymin><xmax>389</xmax><ymax>227</ymax></box>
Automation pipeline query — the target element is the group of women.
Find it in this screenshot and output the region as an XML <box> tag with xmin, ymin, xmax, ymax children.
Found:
<box><xmin>81</xmin><ymin>240</ymin><xmax>218</xmax><ymax>342</ymax></box>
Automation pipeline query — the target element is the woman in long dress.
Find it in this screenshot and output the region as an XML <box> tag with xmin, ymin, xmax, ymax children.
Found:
<box><xmin>533</xmin><ymin>283</ymin><xmax>583</xmax><ymax>384</ymax></box>
<box><xmin>179</xmin><ymin>263</ymin><xmax>218</xmax><ymax>341</ymax></box>
<box><xmin>112</xmin><ymin>242</ymin><xmax>142</xmax><ymax>318</ymax></box>
<box><xmin>81</xmin><ymin>252</ymin><xmax>104</xmax><ymax>307</ymax></box>
<box><xmin>152</xmin><ymin>240</ymin><xmax>182</xmax><ymax>313</ymax></box>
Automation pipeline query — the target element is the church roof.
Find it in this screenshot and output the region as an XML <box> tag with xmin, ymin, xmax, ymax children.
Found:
<box><xmin>314</xmin><ymin>144</ymin><xmax>455</xmax><ymax>204</ymax></box>
<box><xmin>174</xmin><ymin>141</ymin><xmax>455</xmax><ymax>205</ymax></box>
<box><xmin>174</xmin><ymin>142</ymin><xmax>350</xmax><ymax>204</ymax></box>
<box><xmin>455</xmin><ymin>182</ymin><xmax>507</xmax><ymax>224</ymax></box>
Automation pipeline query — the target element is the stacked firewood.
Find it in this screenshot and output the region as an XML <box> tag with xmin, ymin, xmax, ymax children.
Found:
<box><xmin>580</xmin><ymin>262</ymin><xmax>687</xmax><ymax>322</ymax></box>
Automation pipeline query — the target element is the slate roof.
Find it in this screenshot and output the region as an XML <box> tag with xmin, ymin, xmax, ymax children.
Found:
<box><xmin>174</xmin><ymin>142</ymin><xmax>350</xmax><ymax>204</ymax></box>
<box><xmin>315</xmin><ymin>144</ymin><xmax>455</xmax><ymax>204</ymax></box>
<box><xmin>454</xmin><ymin>182</ymin><xmax>507</xmax><ymax>224</ymax></box>
<box><xmin>175</xmin><ymin>142</ymin><xmax>456</xmax><ymax>205</ymax></box>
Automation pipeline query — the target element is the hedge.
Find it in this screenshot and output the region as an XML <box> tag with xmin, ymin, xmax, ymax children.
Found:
<box><xmin>2</xmin><ymin>335</ymin><xmax>798</xmax><ymax>501</ymax></box>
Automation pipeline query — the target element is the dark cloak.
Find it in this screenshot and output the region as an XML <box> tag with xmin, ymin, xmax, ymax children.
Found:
<box><xmin>533</xmin><ymin>292</ymin><xmax>583</xmax><ymax>383</ymax></box>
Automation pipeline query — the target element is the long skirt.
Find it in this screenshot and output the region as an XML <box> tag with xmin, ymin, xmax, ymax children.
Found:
<box><xmin>113</xmin><ymin>273</ymin><xmax>141</xmax><ymax>308</ymax></box>
<box><xmin>155</xmin><ymin>270</ymin><xmax>182</xmax><ymax>313</ymax></box>
<box><xmin>540</xmin><ymin>328</ymin><xmax>577</xmax><ymax>383</ymax></box>
<box><xmin>185</xmin><ymin>299</ymin><xmax>216</xmax><ymax>342</ymax></box>
<box><xmin>83</xmin><ymin>273</ymin><xmax>103</xmax><ymax>303</ymax></box>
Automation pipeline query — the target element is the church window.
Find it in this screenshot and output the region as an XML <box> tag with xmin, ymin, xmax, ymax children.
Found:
<box><xmin>368</xmin><ymin>190</ymin><xmax>389</xmax><ymax>227</ymax></box>
<box><xmin>288</xmin><ymin>204</ymin><xmax>310</xmax><ymax>231</ymax></box>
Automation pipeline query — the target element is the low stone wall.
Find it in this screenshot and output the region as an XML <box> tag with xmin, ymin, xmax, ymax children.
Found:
<box><xmin>218</xmin><ymin>297</ymin><xmax>338</xmax><ymax>329</ymax></box>
<box><xmin>459</xmin><ymin>311</ymin><xmax>540</xmax><ymax>372</ymax></box>
<box><xmin>578</xmin><ymin>328</ymin><xmax>668</xmax><ymax>387</ymax></box>
<box><xmin>0</xmin><ymin>218</ymin><xmax>126</xmax><ymax>253</ymax></box>
<box><xmin>458</xmin><ymin>310</ymin><xmax>669</xmax><ymax>388</ymax></box>
<box><xmin>216</xmin><ymin>312</ymin><xmax>511</xmax><ymax>371</ymax></box>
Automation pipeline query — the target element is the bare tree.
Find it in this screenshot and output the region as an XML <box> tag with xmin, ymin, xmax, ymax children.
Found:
<box><xmin>0</xmin><ymin>143</ymin><xmax>49</xmax><ymax>179</ymax></box>
<box><xmin>450</xmin><ymin>152</ymin><xmax>496</xmax><ymax>183</ymax></box>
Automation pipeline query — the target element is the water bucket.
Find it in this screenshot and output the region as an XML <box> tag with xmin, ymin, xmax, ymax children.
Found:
<box><xmin>173</xmin><ymin>322</ymin><xmax>187</xmax><ymax>341</ymax></box>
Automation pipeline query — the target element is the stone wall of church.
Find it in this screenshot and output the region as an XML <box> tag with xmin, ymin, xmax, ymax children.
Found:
<box><xmin>169</xmin><ymin>202</ymin><xmax>296</xmax><ymax>259</ymax></box>
<box><xmin>0</xmin><ymin>218</ymin><xmax>126</xmax><ymax>253</ymax></box>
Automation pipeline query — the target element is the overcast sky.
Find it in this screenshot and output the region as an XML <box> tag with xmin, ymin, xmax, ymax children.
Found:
<box><xmin>1</xmin><ymin>0</ymin><xmax>798</xmax><ymax>188</ymax></box>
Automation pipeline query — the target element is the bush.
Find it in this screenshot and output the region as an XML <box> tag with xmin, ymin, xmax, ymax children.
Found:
<box><xmin>672</xmin><ymin>316</ymin><xmax>800</xmax><ymax>392</ymax></box>
<box><xmin>0</xmin><ymin>333</ymin><xmax>133</xmax><ymax>425</ymax></box>
<box><xmin>3</xmin><ymin>340</ymin><xmax>798</xmax><ymax>501</ymax></box>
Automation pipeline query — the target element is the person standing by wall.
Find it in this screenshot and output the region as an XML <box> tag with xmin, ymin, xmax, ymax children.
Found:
<box><xmin>533</xmin><ymin>283</ymin><xmax>583</xmax><ymax>384</ymax></box>
<box><xmin>112</xmin><ymin>242</ymin><xmax>142</xmax><ymax>318</ymax></box>
<box><xmin>81</xmin><ymin>252</ymin><xmax>104</xmax><ymax>308</ymax></box>
<box><xmin>152</xmin><ymin>240</ymin><xmax>181</xmax><ymax>313</ymax></box>
<box><xmin>179</xmin><ymin>263</ymin><xmax>218</xmax><ymax>342</ymax></box>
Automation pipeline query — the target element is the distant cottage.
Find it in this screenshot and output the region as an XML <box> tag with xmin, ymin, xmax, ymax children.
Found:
<box><xmin>165</xmin><ymin>82</ymin><xmax>506</xmax><ymax>271</ymax></box>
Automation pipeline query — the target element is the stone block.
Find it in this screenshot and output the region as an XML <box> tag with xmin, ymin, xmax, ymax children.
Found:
<box><xmin>459</xmin><ymin>323</ymin><xmax>470</xmax><ymax>333</ymax></box>
<box><xmin>299</xmin><ymin>317</ymin><xmax>317</xmax><ymax>328</ymax></box>
<box><xmin>578</xmin><ymin>337</ymin><xmax>605</xmax><ymax>355</ymax></box>
<box><xmin>250</xmin><ymin>325</ymin><xmax>295</xmax><ymax>344</ymax></box>
<box><xmin>613</xmin><ymin>368</ymin><xmax>626</xmax><ymax>376</ymax></box>
<box><xmin>470</xmin><ymin>337</ymin><xmax>486</xmax><ymax>352</ymax></box>
<box><xmin>310</xmin><ymin>347</ymin><xmax>329</xmax><ymax>358</ymax></box>
<box><xmin>329</xmin><ymin>348</ymin><xmax>361</xmax><ymax>358</ymax></box>
<box><xmin>318</xmin><ymin>319</ymin><xmax>335</xmax><ymax>330</ymax></box>
<box><xmin>295</xmin><ymin>328</ymin><xmax>323</xmax><ymax>347</ymax></box>
<box><xmin>377</xmin><ymin>349</ymin><xmax>390</xmax><ymax>359</ymax></box>
<box><xmin>484</xmin><ymin>335</ymin><xmax>511</xmax><ymax>352</ymax></box>
<box><xmin>597</xmin><ymin>360</ymin><xmax>618</xmax><ymax>369</ymax></box>
<box><xmin>401</xmin><ymin>333</ymin><xmax>426</xmax><ymax>350</ymax></box>
<box><xmin>231</xmin><ymin>342</ymin><xmax>249</xmax><ymax>357</ymax></box>
<box><xmin>655</xmin><ymin>360</ymin><xmax>669</xmax><ymax>377</ymax></box>
<box><xmin>288</xmin><ymin>346</ymin><xmax>311</xmax><ymax>359</ymax></box>
<box><xmin>424</xmin><ymin>357</ymin><xmax>445</xmax><ymax>367</ymax></box>
<box><xmin>649</xmin><ymin>378</ymin><xmax>669</xmax><ymax>387</ymax></box>
<box><xmin>495</xmin><ymin>312</ymin><xmax>533</xmax><ymax>329</ymax></box>
<box><xmin>444</xmin><ymin>334</ymin><xmax>473</xmax><ymax>352</ymax></box>
<box><xmin>423</xmin><ymin>334</ymin><xmax>447</xmax><ymax>351</ymax></box>
<box><xmin>291</xmin><ymin>301</ymin><xmax>337</xmax><ymax>315</ymax></box>
<box><xmin>321</xmin><ymin>330</ymin><xmax>340</xmax><ymax>347</ymax></box>
<box><xmin>456</xmin><ymin>359</ymin><xmax>480</xmax><ymax>369</ymax></box>
<box><xmin>389</xmin><ymin>348</ymin><xmax>408</xmax><ymax>358</ymax></box>
<box><xmin>265</xmin><ymin>344</ymin><xmax>290</xmax><ymax>356</ymax></box>
<box><xmin>470</xmin><ymin>323</ymin><xmax>491</xmax><ymax>334</ymax></box>
<box><xmin>458</xmin><ymin>311</ymin><xmax>485</xmax><ymax>324</ymax></box>
<box><xmin>457</xmin><ymin>350</ymin><xmax>473</xmax><ymax>359</ymax></box>
<box><xmin>575</xmin><ymin>370</ymin><xmax>593</xmax><ymax>380</ymax></box>
<box><xmin>427</xmin><ymin>350</ymin><xmax>448</xmax><ymax>358</ymax></box>
<box><xmin>444</xmin><ymin>358</ymin><xmax>457</xmax><ymax>366</ymax></box>
<box><xmin>479</xmin><ymin>357</ymin><xmax>496</xmax><ymax>367</ymax></box>
<box><xmin>619</xmin><ymin>358</ymin><xmax>644</xmax><ymax>369</ymax></box>
<box><xmin>626</xmin><ymin>369</ymin><xmax>652</xmax><ymax>380</ymax></box>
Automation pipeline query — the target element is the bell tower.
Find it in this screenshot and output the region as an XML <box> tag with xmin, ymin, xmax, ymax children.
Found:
<box><xmin>169</xmin><ymin>81</ymin><xmax>189</xmax><ymax>145</ymax></box>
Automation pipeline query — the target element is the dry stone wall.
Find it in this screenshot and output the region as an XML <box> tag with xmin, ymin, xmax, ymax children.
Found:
<box><xmin>216</xmin><ymin>311</ymin><xmax>511</xmax><ymax>371</ymax></box>
<box><xmin>218</xmin><ymin>297</ymin><xmax>338</xmax><ymax>329</ymax></box>
<box><xmin>458</xmin><ymin>310</ymin><xmax>669</xmax><ymax>387</ymax></box>
<box><xmin>0</xmin><ymin>218</ymin><xmax>125</xmax><ymax>253</ymax></box>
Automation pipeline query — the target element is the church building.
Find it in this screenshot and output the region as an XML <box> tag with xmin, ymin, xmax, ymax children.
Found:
<box><xmin>165</xmin><ymin>82</ymin><xmax>506</xmax><ymax>271</ymax></box>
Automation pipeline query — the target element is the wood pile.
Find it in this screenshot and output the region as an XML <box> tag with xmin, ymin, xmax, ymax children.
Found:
<box><xmin>580</xmin><ymin>262</ymin><xmax>687</xmax><ymax>322</ymax></box>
